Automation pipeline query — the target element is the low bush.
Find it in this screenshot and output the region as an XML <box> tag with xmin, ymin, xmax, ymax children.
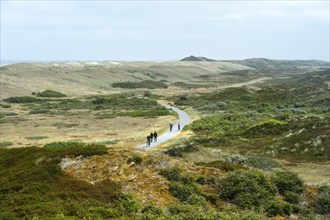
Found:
<box><xmin>271</xmin><ymin>170</ymin><xmax>304</xmax><ymax>194</ymax></box>
<box><xmin>313</xmin><ymin>185</ymin><xmax>330</xmax><ymax>214</ymax></box>
<box><xmin>165</xmin><ymin>145</ymin><xmax>199</xmax><ymax>157</ymax></box>
<box><xmin>160</xmin><ymin>167</ymin><xmax>181</xmax><ymax>181</ymax></box>
<box><xmin>0</xmin><ymin>112</ymin><xmax>17</xmax><ymax>118</ymax></box>
<box><xmin>43</xmin><ymin>142</ymin><xmax>108</xmax><ymax>157</ymax></box>
<box><xmin>0</xmin><ymin>103</ymin><xmax>11</xmax><ymax>108</ymax></box>
<box><xmin>112</xmin><ymin>80</ymin><xmax>168</xmax><ymax>89</ymax></box>
<box><xmin>3</xmin><ymin>96</ymin><xmax>44</xmax><ymax>103</ymax></box>
<box><xmin>29</xmin><ymin>109</ymin><xmax>50</xmax><ymax>114</ymax></box>
<box><xmin>219</xmin><ymin>170</ymin><xmax>276</xmax><ymax>209</ymax></box>
<box><xmin>36</xmin><ymin>90</ymin><xmax>66</xmax><ymax>98</ymax></box>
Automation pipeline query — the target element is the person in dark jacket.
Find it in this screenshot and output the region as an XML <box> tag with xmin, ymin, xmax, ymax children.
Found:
<box><xmin>169</xmin><ymin>122</ymin><xmax>173</xmax><ymax>132</ymax></box>
<box><xmin>153</xmin><ymin>131</ymin><xmax>158</xmax><ymax>142</ymax></box>
<box><xmin>150</xmin><ymin>132</ymin><xmax>154</xmax><ymax>142</ymax></box>
<box><xmin>146</xmin><ymin>135</ymin><xmax>151</xmax><ymax>147</ymax></box>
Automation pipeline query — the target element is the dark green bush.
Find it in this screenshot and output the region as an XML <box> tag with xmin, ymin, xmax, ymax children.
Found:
<box><xmin>219</xmin><ymin>170</ymin><xmax>276</xmax><ymax>209</ymax></box>
<box><xmin>169</xmin><ymin>182</ymin><xmax>196</xmax><ymax>202</ymax></box>
<box><xmin>112</xmin><ymin>80</ymin><xmax>168</xmax><ymax>89</ymax></box>
<box><xmin>313</xmin><ymin>185</ymin><xmax>330</xmax><ymax>214</ymax></box>
<box><xmin>36</xmin><ymin>90</ymin><xmax>66</xmax><ymax>98</ymax></box>
<box><xmin>0</xmin><ymin>103</ymin><xmax>11</xmax><ymax>108</ymax></box>
<box><xmin>271</xmin><ymin>170</ymin><xmax>304</xmax><ymax>194</ymax></box>
<box><xmin>264</xmin><ymin>200</ymin><xmax>293</xmax><ymax>216</ymax></box>
<box><xmin>43</xmin><ymin>142</ymin><xmax>108</xmax><ymax>157</ymax></box>
<box><xmin>165</xmin><ymin>145</ymin><xmax>199</xmax><ymax>157</ymax></box>
<box><xmin>3</xmin><ymin>96</ymin><xmax>44</xmax><ymax>103</ymax></box>
<box><xmin>283</xmin><ymin>191</ymin><xmax>301</xmax><ymax>204</ymax></box>
<box><xmin>160</xmin><ymin>167</ymin><xmax>181</xmax><ymax>181</ymax></box>
<box><xmin>29</xmin><ymin>109</ymin><xmax>50</xmax><ymax>114</ymax></box>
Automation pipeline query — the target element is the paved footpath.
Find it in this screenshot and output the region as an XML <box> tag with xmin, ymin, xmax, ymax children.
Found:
<box><xmin>138</xmin><ymin>103</ymin><xmax>191</xmax><ymax>149</ymax></box>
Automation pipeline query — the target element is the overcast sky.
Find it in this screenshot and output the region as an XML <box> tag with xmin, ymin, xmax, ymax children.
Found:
<box><xmin>1</xmin><ymin>1</ymin><xmax>329</xmax><ymax>61</ymax></box>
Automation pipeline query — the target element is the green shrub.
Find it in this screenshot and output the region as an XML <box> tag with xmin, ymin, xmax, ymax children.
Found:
<box><xmin>165</xmin><ymin>145</ymin><xmax>199</xmax><ymax>157</ymax></box>
<box><xmin>26</xmin><ymin>136</ymin><xmax>49</xmax><ymax>140</ymax></box>
<box><xmin>3</xmin><ymin>96</ymin><xmax>44</xmax><ymax>103</ymax></box>
<box><xmin>169</xmin><ymin>182</ymin><xmax>196</xmax><ymax>202</ymax></box>
<box><xmin>0</xmin><ymin>112</ymin><xmax>17</xmax><ymax>118</ymax></box>
<box><xmin>219</xmin><ymin>170</ymin><xmax>276</xmax><ymax>209</ymax></box>
<box><xmin>244</xmin><ymin>119</ymin><xmax>288</xmax><ymax>136</ymax></box>
<box><xmin>264</xmin><ymin>200</ymin><xmax>293</xmax><ymax>216</ymax></box>
<box><xmin>29</xmin><ymin>109</ymin><xmax>50</xmax><ymax>114</ymax></box>
<box><xmin>36</xmin><ymin>90</ymin><xmax>66</xmax><ymax>98</ymax></box>
<box><xmin>160</xmin><ymin>167</ymin><xmax>181</xmax><ymax>181</ymax></box>
<box><xmin>44</xmin><ymin>142</ymin><xmax>108</xmax><ymax>157</ymax></box>
<box><xmin>112</xmin><ymin>80</ymin><xmax>168</xmax><ymax>89</ymax></box>
<box><xmin>0</xmin><ymin>103</ymin><xmax>11</xmax><ymax>108</ymax></box>
<box><xmin>313</xmin><ymin>185</ymin><xmax>330</xmax><ymax>214</ymax></box>
<box><xmin>283</xmin><ymin>191</ymin><xmax>301</xmax><ymax>204</ymax></box>
<box><xmin>271</xmin><ymin>170</ymin><xmax>304</xmax><ymax>194</ymax></box>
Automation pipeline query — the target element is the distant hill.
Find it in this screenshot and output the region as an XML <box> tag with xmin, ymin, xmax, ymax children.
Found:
<box><xmin>226</xmin><ymin>58</ymin><xmax>330</xmax><ymax>70</ymax></box>
<box><xmin>180</xmin><ymin>55</ymin><xmax>216</xmax><ymax>62</ymax></box>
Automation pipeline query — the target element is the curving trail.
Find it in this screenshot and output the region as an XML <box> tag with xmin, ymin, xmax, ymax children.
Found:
<box><xmin>138</xmin><ymin>103</ymin><xmax>190</xmax><ymax>149</ymax></box>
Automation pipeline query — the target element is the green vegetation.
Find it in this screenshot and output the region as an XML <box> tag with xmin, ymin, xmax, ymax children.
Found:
<box><xmin>176</xmin><ymin>78</ymin><xmax>330</xmax><ymax>162</ymax></box>
<box><xmin>52</xmin><ymin>123</ymin><xmax>79</xmax><ymax>129</ymax></box>
<box><xmin>36</xmin><ymin>90</ymin><xmax>67</xmax><ymax>98</ymax></box>
<box><xmin>3</xmin><ymin>96</ymin><xmax>45</xmax><ymax>103</ymax></box>
<box><xmin>0</xmin><ymin>103</ymin><xmax>11</xmax><ymax>108</ymax></box>
<box><xmin>26</xmin><ymin>136</ymin><xmax>49</xmax><ymax>140</ymax></box>
<box><xmin>0</xmin><ymin>141</ymin><xmax>13</xmax><ymax>147</ymax></box>
<box><xmin>0</xmin><ymin>112</ymin><xmax>17</xmax><ymax>118</ymax></box>
<box><xmin>0</xmin><ymin>143</ymin><xmax>141</xmax><ymax>220</ymax></box>
<box><xmin>112</xmin><ymin>80</ymin><xmax>168</xmax><ymax>89</ymax></box>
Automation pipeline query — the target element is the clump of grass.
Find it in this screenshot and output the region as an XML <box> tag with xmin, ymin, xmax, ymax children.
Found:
<box><xmin>0</xmin><ymin>112</ymin><xmax>17</xmax><ymax>118</ymax></box>
<box><xmin>0</xmin><ymin>141</ymin><xmax>13</xmax><ymax>147</ymax></box>
<box><xmin>0</xmin><ymin>103</ymin><xmax>11</xmax><ymax>108</ymax></box>
<box><xmin>29</xmin><ymin>109</ymin><xmax>50</xmax><ymax>114</ymax></box>
<box><xmin>52</xmin><ymin>123</ymin><xmax>79</xmax><ymax>129</ymax></box>
<box><xmin>3</xmin><ymin>96</ymin><xmax>45</xmax><ymax>103</ymax></box>
<box><xmin>115</xmin><ymin>109</ymin><xmax>169</xmax><ymax>117</ymax></box>
<box><xmin>26</xmin><ymin>136</ymin><xmax>49</xmax><ymax>140</ymax></box>
<box><xmin>165</xmin><ymin>145</ymin><xmax>199</xmax><ymax>157</ymax></box>
<box><xmin>112</xmin><ymin>80</ymin><xmax>168</xmax><ymax>89</ymax></box>
<box><xmin>0</xmin><ymin>116</ymin><xmax>28</xmax><ymax>124</ymax></box>
<box><xmin>243</xmin><ymin>119</ymin><xmax>288</xmax><ymax>136</ymax></box>
<box><xmin>36</xmin><ymin>90</ymin><xmax>67</xmax><ymax>98</ymax></box>
<box><xmin>43</xmin><ymin>141</ymin><xmax>109</xmax><ymax>157</ymax></box>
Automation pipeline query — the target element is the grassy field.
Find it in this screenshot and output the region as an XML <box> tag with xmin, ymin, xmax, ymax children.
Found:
<box><xmin>0</xmin><ymin>61</ymin><xmax>329</xmax><ymax>219</ymax></box>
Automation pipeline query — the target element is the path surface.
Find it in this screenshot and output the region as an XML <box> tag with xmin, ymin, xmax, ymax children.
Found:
<box><xmin>138</xmin><ymin>103</ymin><xmax>190</xmax><ymax>149</ymax></box>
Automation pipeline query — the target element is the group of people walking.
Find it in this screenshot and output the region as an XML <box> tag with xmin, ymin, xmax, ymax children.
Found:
<box><xmin>169</xmin><ymin>120</ymin><xmax>181</xmax><ymax>132</ymax></box>
<box><xmin>145</xmin><ymin>120</ymin><xmax>182</xmax><ymax>147</ymax></box>
<box><xmin>146</xmin><ymin>131</ymin><xmax>158</xmax><ymax>147</ymax></box>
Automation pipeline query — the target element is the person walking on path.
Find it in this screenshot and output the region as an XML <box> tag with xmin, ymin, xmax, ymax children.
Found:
<box><xmin>150</xmin><ymin>132</ymin><xmax>154</xmax><ymax>142</ymax></box>
<box><xmin>177</xmin><ymin>120</ymin><xmax>181</xmax><ymax>130</ymax></box>
<box><xmin>146</xmin><ymin>135</ymin><xmax>151</xmax><ymax>147</ymax></box>
<box><xmin>169</xmin><ymin>122</ymin><xmax>173</xmax><ymax>132</ymax></box>
<box><xmin>153</xmin><ymin>131</ymin><xmax>158</xmax><ymax>142</ymax></box>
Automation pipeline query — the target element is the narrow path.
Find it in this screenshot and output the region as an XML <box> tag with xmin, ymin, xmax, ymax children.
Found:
<box><xmin>138</xmin><ymin>103</ymin><xmax>190</xmax><ymax>149</ymax></box>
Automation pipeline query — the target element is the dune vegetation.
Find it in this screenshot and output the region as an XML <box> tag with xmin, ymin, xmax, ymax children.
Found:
<box><xmin>0</xmin><ymin>59</ymin><xmax>329</xmax><ymax>219</ymax></box>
